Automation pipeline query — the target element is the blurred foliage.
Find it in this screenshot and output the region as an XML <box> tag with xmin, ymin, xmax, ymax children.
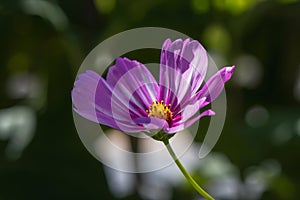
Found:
<box><xmin>0</xmin><ymin>0</ymin><xmax>300</xmax><ymax>199</ymax></box>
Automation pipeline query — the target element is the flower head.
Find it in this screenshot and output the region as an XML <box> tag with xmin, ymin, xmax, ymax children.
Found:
<box><xmin>72</xmin><ymin>38</ymin><xmax>234</xmax><ymax>134</ymax></box>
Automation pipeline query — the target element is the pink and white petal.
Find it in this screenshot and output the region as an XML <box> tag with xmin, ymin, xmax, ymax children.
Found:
<box><xmin>94</xmin><ymin>75</ymin><xmax>136</xmax><ymax>121</ymax></box>
<box><xmin>159</xmin><ymin>39</ymin><xmax>182</xmax><ymax>104</ymax></box>
<box><xmin>196</xmin><ymin>66</ymin><xmax>235</xmax><ymax>103</ymax></box>
<box><xmin>179</xmin><ymin>97</ymin><xmax>207</xmax><ymax>122</ymax></box>
<box><xmin>72</xmin><ymin>70</ymin><xmax>102</xmax><ymax>122</ymax></box>
<box><xmin>134</xmin><ymin>117</ymin><xmax>168</xmax><ymax>131</ymax></box>
<box><xmin>166</xmin><ymin>109</ymin><xmax>215</xmax><ymax>134</ymax></box>
<box><xmin>107</xmin><ymin>58</ymin><xmax>159</xmax><ymax>113</ymax></box>
<box><xmin>180</xmin><ymin>39</ymin><xmax>208</xmax><ymax>92</ymax></box>
<box><xmin>72</xmin><ymin>71</ymin><xmax>120</xmax><ymax>128</ymax></box>
<box><xmin>72</xmin><ymin>70</ymin><xmax>147</xmax><ymax>132</ymax></box>
<box><xmin>159</xmin><ymin>38</ymin><xmax>208</xmax><ymax>109</ymax></box>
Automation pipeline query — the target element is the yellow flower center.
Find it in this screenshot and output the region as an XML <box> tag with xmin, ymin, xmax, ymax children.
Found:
<box><xmin>146</xmin><ymin>100</ymin><xmax>173</xmax><ymax>125</ymax></box>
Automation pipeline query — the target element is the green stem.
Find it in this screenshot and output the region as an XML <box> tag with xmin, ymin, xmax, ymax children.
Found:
<box><xmin>162</xmin><ymin>138</ymin><xmax>215</xmax><ymax>200</ymax></box>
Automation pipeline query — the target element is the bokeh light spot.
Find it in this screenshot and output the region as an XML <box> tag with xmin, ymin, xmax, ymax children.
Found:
<box><xmin>245</xmin><ymin>105</ymin><xmax>269</xmax><ymax>128</ymax></box>
<box><xmin>192</xmin><ymin>0</ymin><xmax>210</xmax><ymax>13</ymax></box>
<box><xmin>94</xmin><ymin>0</ymin><xmax>116</xmax><ymax>14</ymax></box>
<box><xmin>203</xmin><ymin>25</ymin><xmax>231</xmax><ymax>54</ymax></box>
<box><xmin>234</xmin><ymin>54</ymin><xmax>263</xmax><ymax>89</ymax></box>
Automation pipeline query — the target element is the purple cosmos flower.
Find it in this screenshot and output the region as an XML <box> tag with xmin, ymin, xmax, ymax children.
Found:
<box><xmin>72</xmin><ymin>38</ymin><xmax>234</xmax><ymax>135</ymax></box>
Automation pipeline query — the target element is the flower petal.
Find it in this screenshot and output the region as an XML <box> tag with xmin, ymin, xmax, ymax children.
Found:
<box><xmin>178</xmin><ymin>97</ymin><xmax>207</xmax><ymax>123</ymax></box>
<box><xmin>89</xmin><ymin>58</ymin><xmax>159</xmax><ymax>132</ymax></box>
<box><xmin>71</xmin><ymin>70</ymin><xmax>119</xmax><ymax>128</ymax></box>
<box><xmin>159</xmin><ymin>38</ymin><xmax>208</xmax><ymax>110</ymax></box>
<box><xmin>134</xmin><ymin>117</ymin><xmax>168</xmax><ymax>131</ymax></box>
<box><xmin>107</xmin><ymin>58</ymin><xmax>159</xmax><ymax>111</ymax></box>
<box><xmin>196</xmin><ymin>66</ymin><xmax>235</xmax><ymax>104</ymax></box>
<box><xmin>72</xmin><ymin>68</ymin><xmax>154</xmax><ymax>133</ymax></box>
<box><xmin>166</xmin><ymin>109</ymin><xmax>215</xmax><ymax>134</ymax></box>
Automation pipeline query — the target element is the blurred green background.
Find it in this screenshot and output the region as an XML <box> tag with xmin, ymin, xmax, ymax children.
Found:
<box><xmin>0</xmin><ymin>0</ymin><xmax>300</xmax><ymax>199</ymax></box>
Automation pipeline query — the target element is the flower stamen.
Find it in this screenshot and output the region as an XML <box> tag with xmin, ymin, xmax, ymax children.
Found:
<box><xmin>146</xmin><ymin>100</ymin><xmax>173</xmax><ymax>125</ymax></box>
